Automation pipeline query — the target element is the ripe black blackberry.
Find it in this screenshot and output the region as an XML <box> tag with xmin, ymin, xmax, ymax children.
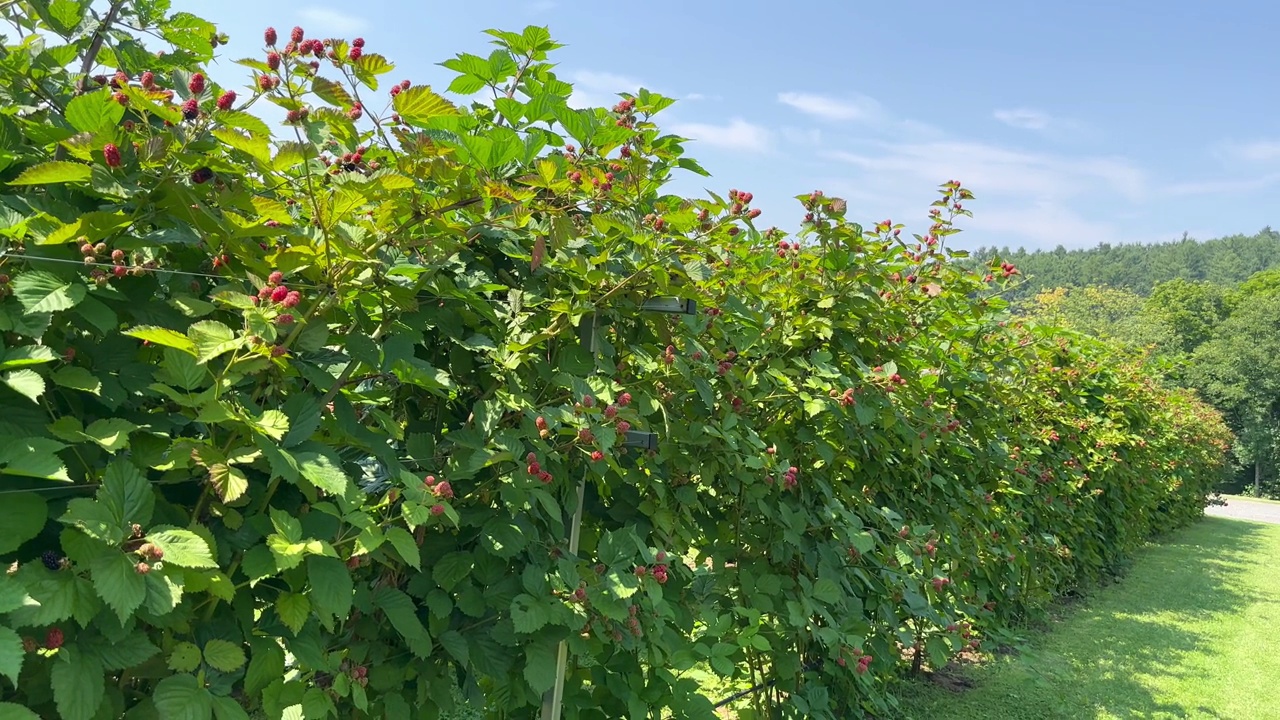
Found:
<box><xmin>41</xmin><ymin>550</ymin><xmax>62</xmax><ymax>571</ymax></box>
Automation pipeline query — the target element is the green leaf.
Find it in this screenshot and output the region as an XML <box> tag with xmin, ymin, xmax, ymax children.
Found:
<box><xmin>101</xmin><ymin>460</ymin><xmax>154</xmax><ymax>527</ymax></box>
<box><xmin>167</xmin><ymin>642</ymin><xmax>202</xmax><ymax>672</ymax></box>
<box><xmin>3</xmin><ymin>369</ymin><xmax>44</xmax><ymax>402</ymax></box>
<box><xmin>211</xmin><ymin>696</ymin><xmax>251</xmax><ymax>720</ymax></box>
<box><xmin>88</xmin><ymin>632</ymin><xmax>159</xmax><ymax>670</ymax></box>
<box><xmin>202</xmin><ymin>639</ymin><xmax>246</xmax><ymax>672</ymax></box>
<box><xmin>812</xmin><ymin>577</ymin><xmax>841</xmax><ymax>605</ymax></box>
<box><xmin>0</xmin><ymin>492</ymin><xmax>47</xmax><ymax>553</ymax></box>
<box><xmin>311</xmin><ymin>77</ymin><xmax>354</xmax><ymax>107</ymax></box>
<box><xmin>433</xmin><ymin>551</ymin><xmax>472</xmax><ymax>591</ymax></box>
<box><xmin>306</xmin><ymin>556</ymin><xmax>353</xmax><ymax>625</ymax></box>
<box><xmin>145</xmin><ymin>528</ymin><xmax>216</xmax><ymax>568</ymax></box>
<box><xmin>0</xmin><ymin>437</ymin><xmax>68</xmax><ymax>481</ymax></box>
<box><xmin>244</xmin><ymin>639</ymin><xmax>284</xmax><ymax>695</ymax></box>
<box><xmin>50</xmin><ymin>648</ymin><xmax>105</xmax><ymax>720</ymax></box>
<box><xmin>211</xmin><ymin>127</ymin><xmax>271</xmax><ymax>165</ymax></box>
<box><xmin>51</xmin><ymin>365</ymin><xmax>102</xmax><ymax>394</ymax></box>
<box><xmin>90</xmin><ymin>551</ymin><xmax>148</xmax><ymax>623</ymax></box>
<box><xmin>276</xmin><ymin>592</ymin><xmax>310</xmax><ymax>634</ymax></box>
<box><xmin>523</xmin><ymin>639</ymin><xmax>558</xmax><ymax>694</ymax></box>
<box><xmin>153</xmin><ymin>673</ymin><xmax>213</xmax><ymax>720</ymax></box>
<box><xmin>511</xmin><ymin>594</ymin><xmax>549</xmax><ymax>633</ymax></box>
<box><xmin>11</xmin><ymin>269</ymin><xmax>85</xmax><ymax>313</ymax></box>
<box><xmin>384</xmin><ymin>526</ymin><xmax>420</xmax><ymax>569</ymax></box>
<box><xmin>66</xmin><ymin>91</ymin><xmax>126</xmax><ymax>133</ymax></box>
<box><xmin>82</xmin><ymin>418</ymin><xmax>136</xmax><ymax>453</ymax></box>
<box><xmin>124</xmin><ymin>326</ymin><xmax>197</xmax><ymax>354</ymax></box>
<box><xmin>0</xmin><ymin>703</ymin><xmax>40</xmax><ymax>720</ymax></box>
<box><xmin>209</xmin><ymin>464</ymin><xmax>248</xmax><ymax>503</ymax></box>
<box><xmin>294</xmin><ymin>445</ymin><xmax>351</xmax><ymax>496</ymax></box>
<box><xmin>8</xmin><ymin>161</ymin><xmax>91</xmax><ymax>185</ymax></box>
<box><xmin>254</xmin><ymin>409</ymin><xmax>290</xmax><ymax>441</ymax></box>
<box><xmin>0</xmin><ymin>344</ymin><xmax>56</xmax><ymax>370</ymax></box>
<box><xmin>392</xmin><ymin>86</ymin><xmax>459</xmax><ymax>127</ymax></box>
<box><xmin>438</xmin><ymin>629</ymin><xmax>469</xmax><ymax>665</ymax></box>
<box><xmin>0</xmin><ymin>625</ymin><xmax>23</xmax><ymax>686</ymax></box>
<box><xmin>188</xmin><ymin>320</ymin><xmax>243</xmax><ymax>364</ymax></box>
<box><xmin>374</xmin><ymin>588</ymin><xmax>431</xmax><ymax>658</ymax></box>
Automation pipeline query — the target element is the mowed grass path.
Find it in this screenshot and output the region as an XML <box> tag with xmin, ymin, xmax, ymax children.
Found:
<box><xmin>894</xmin><ymin>517</ymin><xmax>1280</xmax><ymax>720</ymax></box>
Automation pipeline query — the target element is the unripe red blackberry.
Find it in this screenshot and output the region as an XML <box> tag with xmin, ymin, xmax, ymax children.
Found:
<box><xmin>216</xmin><ymin>90</ymin><xmax>236</xmax><ymax>110</ymax></box>
<box><xmin>348</xmin><ymin>46</ymin><xmax>362</xmax><ymax>61</ymax></box>
<box><xmin>266</xmin><ymin>52</ymin><xmax>281</xmax><ymax>70</ymax></box>
<box><xmin>102</xmin><ymin>143</ymin><xmax>122</xmax><ymax>167</ymax></box>
<box><xmin>352</xmin><ymin>38</ymin><xmax>365</xmax><ymax>48</ymax></box>
<box><xmin>264</xmin><ymin>27</ymin><xmax>278</xmax><ymax>45</ymax></box>
<box><xmin>188</xmin><ymin>73</ymin><xmax>205</xmax><ymax>95</ymax></box>
<box><xmin>181</xmin><ymin>97</ymin><xmax>199</xmax><ymax>120</ymax></box>
<box><xmin>140</xmin><ymin>71</ymin><xmax>155</xmax><ymax>89</ymax></box>
<box><xmin>290</xmin><ymin>26</ymin><xmax>304</xmax><ymax>43</ymax></box>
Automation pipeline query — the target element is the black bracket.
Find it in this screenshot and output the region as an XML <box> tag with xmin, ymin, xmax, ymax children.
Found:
<box><xmin>622</xmin><ymin>431</ymin><xmax>658</xmax><ymax>452</ymax></box>
<box><xmin>640</xmin><ymin>296</ymin><xmax>698</xmax><ymax>315</ymax></box>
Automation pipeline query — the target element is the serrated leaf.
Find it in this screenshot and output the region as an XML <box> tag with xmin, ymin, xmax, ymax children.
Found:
<box><xmin>167</xmin><ymin>642</ymin><xmax>202</xmax><ymax>672</ymax></box>
<box><xmin>511</xmin><ymin>594</ymin><xmax>549</xmax><ymax>633</ymax></box>
<box><xmin>188</xmin><ymin>320</ymin><xmax>242</xmax><ymax>364</ymax></box>
<box><xmin>0</xmin><ymin>344</ymin><xmax>56</xmax><ymax>370</ymax></box>
<box><xmin>12</xmin><ymin>271</ymin><xmax>85</xmax><ymax>314</ymax></box>
<box><xmin>101</xmin><ymin>460</ymin><xmax>154</xmax><ymax>527</ymax></box>
<box><xmin>146</xmin><ymin>528</ymin><xmax>216</xmax><ymax>568</ymax></box>
<box><xmin>384</xmin><ymin>526</ymin><xmax>420</xmax><ymax>569</ymax></box>
<box><xmin>306</xmin><ymin>556</ymin><xmax>353</xmax><ymax>626</ymax></box>
<box><xmin>3</xmin><ymin>369</ymin><xmax>44</xmax><ymax>402</ymax></box>
<box><xmin>51</xmin><ymin>365</ymin><xmax>101</xmax><ymax>394</ymax></box>
<box><xmin>244</xmin><ymin>639</ymin><xmax>284</xmax><ymax>695</ymax></box>
<box><xmin>0</xmin><ymin>492</ymin><xmax>46</xmax><ymax>553</ymax></box>
<box><xmin>393</xmin><ymin>86</ymin><xmax>458</xmax><ymax>127</ymax></box>
<box><xmin>254</xmin><ymin>409</ymin><xmax>290</xmax><ymax>441</ymax></box>
<box><xmin>294</xmin><ymin>446</ymin><xmax>350</xmax><ymax>496</ymax></box>
<box><xmin>812</xmin><ymin>577</ymin><xmax>841</xmax><ymax>604</ymax></box>
<box><xmin>0</xmin><ymin>626</ymin><xmax>23</xmax><ymax>686</ymax></box>
<box><xmin>212</xmin><ymin>696</ymin><xmax>251</xmax><ymax>720</ymax></box>
<box><xmin>8</xmin><ymin>161</ymin><xmax>91</xmax><ymax>185</ymax></box>
<box><xmin>0</xmin><ymin>702</ymin><xmax>39</xmax><ymax>719</ymax></box>
<box><xmin>219</xmin><ymin>110</ymin><xmax>272</xmax><ymax>138</ymax></box>
<box><xmin>523</xmin><ymin>639</ymin><xmax>558</xmax><ymax>694</ymax></box>
<box><xmin>202</xmin><ymin>639</ymin><xmax>246</xmax><ymax>672</ymax></box>
<box><xmin>123</xmin><ymin>325</ymin><xmax>197</xmax><ymax>354</ymax></box>
<box><xmin>311</xmin><ymin>77</ymin><xmax>354</xmax><ymax>107</ymax></box>
<box><xmin>374</xmin><ymin>588</ymin><xmax>431</xmax><ymax>657</ymax></box>
<box><xmin>276</xmin><ymin>592</ymin><xmax>310</xmax><ymax>634</ymax></box>
<box><xmin>209</xmin><ymin>463</ymin><xmax>248</xmax><ymax>503</ymax></box>
<box><xmin>90</xmin><ymin>551</ymin><xmax>148</xmax><ymax>623</ymax></box>
<box><xmin>433</xmin><ymin>551</ymin><xmax>472</xmax><ymax>591</ymax></box>
<box><xmin>153</xmin><ymin>673</ymin><xmax>213</xmax><ymax>720</ymax></box>
<box><xmin>50</xmin><ymin>648</ymin><xmax>105</xmax><ymax>720</ymax></box>
<box><xmin>66</xmin><ymin>91</ymin><xmax>126</xmax><ymax>133</ymax></box>
<box><xmin>82</xmin><ymin>418</ymin><xmax>135</xmax><ymax>453</ymax></box>
<box><xmin>88</xmin><ymin>632</ymin><xmax>159</xmax><ymax>670</ymax></box>
<box><xmin>212</xmin><ymin>127</ymin><xmax>270</xmax><ymax>164</ymax></box>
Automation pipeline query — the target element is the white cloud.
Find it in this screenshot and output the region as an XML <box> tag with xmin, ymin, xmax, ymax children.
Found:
<box><xmin>828</xmin><ymin>141</ymin><xmax>1146</xmax><ymax>202</ymax></box>
<box><xmin>1219</xmin><ymin>140</ymin><xmax>1280</xmax><ymax>163</ymax></box>
<box><xmin>1164</xmin><ymin>173</ymin><xmax>1280</xmax><ymax>196</ymax></box>
<box><xmin>297</xmin><ymin>8</ymin><xmax>368</xmax><ymax>34</ymax></box>
<box><xmin>669</xmin><ymin>118</ymin><xmax>772</xmax><ymax>153</ymax></box>
<box><xmin>777</xmin><ymin>91</ymin><xmax>882</xmax><ymax>122</ymax></box>
<box><xmin>566</xmin><ymin>70</ymin><xmax>645</xmax><ymax>109</ymax></box>
<box><xmin>994</xmin><ymin>108</ymin><xmax>1051</xmax><ymax>130</ymax></box>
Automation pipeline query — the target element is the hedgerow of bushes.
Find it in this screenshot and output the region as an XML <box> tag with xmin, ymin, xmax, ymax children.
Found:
<box><xmin>0</xmin><ymin>4</ymin><xmax>1231</xmax><ymax>719</ymax></box>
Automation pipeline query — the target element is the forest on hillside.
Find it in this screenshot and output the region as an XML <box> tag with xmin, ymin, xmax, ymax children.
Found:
<box><xmin>1009</xmin><ymin>233</ymin><xmax>1280</xmax><ymax>498</ymax></box>
<box><xmin>973</xmin><ymin>228</ymin><xmax>1280</xmax><ymax>300</ymax></box>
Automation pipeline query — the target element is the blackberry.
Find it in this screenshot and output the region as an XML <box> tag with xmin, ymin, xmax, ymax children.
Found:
<box><xmin>41</xmin><ymin>550</ymin><xmax>62</xmax><ymax>571</ymax></box>
<box><xmin>191</xmin><ymin>167</ymin><xmax>214</xmax><ymax>184</ymax></box>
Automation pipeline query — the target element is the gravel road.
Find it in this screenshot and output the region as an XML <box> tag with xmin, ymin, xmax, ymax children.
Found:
<box><xmin>1204</xmin><ymin>497</ymin><xmax>1280</xmax><ymax>525</ymax></box>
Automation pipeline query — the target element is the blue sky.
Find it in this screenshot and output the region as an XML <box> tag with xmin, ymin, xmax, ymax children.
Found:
<box><xmin>183</xmin><ymin>0</ymin><xmax>1280</xmax><ymax>251</ymax></box>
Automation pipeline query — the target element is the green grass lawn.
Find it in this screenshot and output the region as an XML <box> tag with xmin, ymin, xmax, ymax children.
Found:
<box><xmin>893</xmin><ymin>517</ymin><xmax>1280</xmax><ymax>720</ymax></box>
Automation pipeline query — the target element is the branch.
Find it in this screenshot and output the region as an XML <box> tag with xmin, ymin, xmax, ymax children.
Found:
<box><xmin>76</xmin><ymin>0</ymin><xmax>126</xmax><ymax>94</ymax></box>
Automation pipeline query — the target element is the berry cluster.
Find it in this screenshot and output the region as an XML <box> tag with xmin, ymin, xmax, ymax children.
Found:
<box><xmin>525</xmin><ymin>452</ymin><xmax>553</xmax><ymax>484</ymax></box>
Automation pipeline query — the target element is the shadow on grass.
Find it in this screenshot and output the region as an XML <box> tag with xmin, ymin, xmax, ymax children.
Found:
<box><xmin>893</xmin><ymin>518</ymin><xmax>1269</xmax><ymax>720</ymax></box>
